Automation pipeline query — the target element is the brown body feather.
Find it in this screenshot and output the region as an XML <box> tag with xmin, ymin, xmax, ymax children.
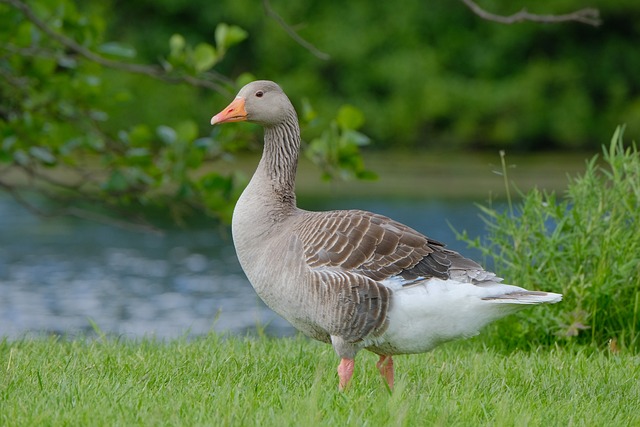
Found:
<box><xmin>293</xmin><ymin>208</ymin><xmax>489</xmax><ymax>344</ymax></box>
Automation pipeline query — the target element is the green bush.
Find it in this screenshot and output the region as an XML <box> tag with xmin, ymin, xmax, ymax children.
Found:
<box><xmin>461</xmin><ymin>127</ymin><xmax>640</xmax><ymax>351</ymax></box>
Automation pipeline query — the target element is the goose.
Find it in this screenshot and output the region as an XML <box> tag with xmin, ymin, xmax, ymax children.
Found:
<box><xmin>210</xmin><ymin>80</ymin><xmax>562</xmax><ymax>391</ymax></box>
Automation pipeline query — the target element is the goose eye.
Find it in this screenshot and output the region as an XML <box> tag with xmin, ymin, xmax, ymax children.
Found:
<box><xmin>255</xmin><ymin>90</ymin><xmax>264</xmax><ymax>98</ymax></box>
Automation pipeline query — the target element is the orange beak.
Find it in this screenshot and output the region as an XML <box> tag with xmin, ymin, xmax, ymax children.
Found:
<box><xmin>210</xmin><ymin>97</ymin><xmax>247</xmax><ymax>125</ymax></box>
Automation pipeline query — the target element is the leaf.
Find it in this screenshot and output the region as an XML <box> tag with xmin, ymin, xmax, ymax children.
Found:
<box><xmin>128</xmin><ymin>124</ymin><xmax>153</xmax><ymax>146</ymax></box>
<box><xmin>157</xmin><ymin>126</ymin><xmax>177</xmax><ymax>145</ymax></box>
<box><xmin>193</xmin><ymin>43</ymin><xmax>217</xmax><ymax>73</ymax></box>
<box><xmin>89</xmin><ymin>110</ymin><xmax>108</xmax><ymax>122</ymax></box>
<box><xmin>301</xmin><ymin>98</ymin><xmax>317</xmax><ymax>123</ymax></box>
<box><xmin>98</xmin><ymin>42</ymin><xmax>137</xmax><ymax>59</ymax></box>
<box><xmin>125</xmin><ymin>147</ymin><xmax>152</xmax><ymax>167</ymax></box>
<box><xmin>0</xmin><ymin>136</ymin><xmax>17</xmax><ymax>163</ymax></box>
<box><xmin>236</xmin><ymin>72</ymin><xmax>256</xmax><ymax>88</ymax></box>
<box><xmin>169</xmin><ymin>34</ymin><xmax>185</xmax><ymax>56</ymax></box>
<box><xmin>29</xmin><ymin>146</ymin><xmax>56</xmax><ymax>165</ymax></box>
<box><xmin>199</xmin><ymin>172</ymin><xmax>226</xmax><ymax>190</ymax></box>
<box><xmin>13</xmin><ymin>150</ymin><xmax>29</xmax><ymax>166</ymax></box>
<box><xmin>186</xmin><ymin>148</ymin><xmax>204</xmax><ymax>169</ymax></box>
<box><xmin>175</xmin><ymin>120</ymin><xmax>198</xmax><ymax>142</ymax></box>
<box><xmin>33</xmin><ymin>57</ymin><xmax>56</xmax><ymax>76</ymax></box>
<box><xmin>215</xmin><ymin>23</ymin><xmax>248</xmax><ymax>52</ymax></box>
<box><xmin>57</xmin><ymin>56</ymin><xmax>77</xmax><ymax>69</ymax></box>
<box><xmin>194</xmin><ymin>137</ymin><xmax>215</xmax><ymax>150</ymax></box>
<box><xmin>15</xmin><ymin>21</ymin><xmax>34</xmax><ymax>46</ymax></box>
<box><xmin>336</xmin><ymin>105</ymin><xmax>365</xmax><ymax>130</ymax></box>
<box><xmin>342</xmin><ymin>129</ymin><xmax>371</xmax><ymax>146</ymax></box>
<box><xmin>2</xmin><ymin>136</ymin><xmax>17</xmax><ymax>151</ymax></box>
<box><xmin>104</xmin><ymin>170</ymin><xmax>128</xmax><ymax>192</ymax></box>
<box><xmin>226</xmin><ymin>26</ymin><xmax>248</xmax><ymax>46</ymax></box>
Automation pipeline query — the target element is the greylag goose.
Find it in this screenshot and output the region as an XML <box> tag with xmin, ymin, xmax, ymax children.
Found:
<box><xmin>211</xmin><ymin>80</ymin><xmax>562</xmax><ymax>391</ymax></box>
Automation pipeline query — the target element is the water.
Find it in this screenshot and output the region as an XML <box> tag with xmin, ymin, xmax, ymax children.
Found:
<box><xmin>0</xmin><ymin>194</ymin><xmax>490</xmax><ymax>339</ymax></box>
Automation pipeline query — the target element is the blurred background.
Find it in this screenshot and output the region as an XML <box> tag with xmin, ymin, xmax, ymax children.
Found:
<box><xmin>107</xmin><ymin>0</ymin><xmax>640</xmax><ymax>151</ymax></box>
<box><xmin>1</xmin><ymin>0</ymin><xmax>638</xmax><ymax>339</ymax></box>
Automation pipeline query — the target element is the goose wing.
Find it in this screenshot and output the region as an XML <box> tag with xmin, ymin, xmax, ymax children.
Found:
<box><xmin>296</xmin><ymin>209</ymin><xmax>494</xmax><ymax>284</ymax></box>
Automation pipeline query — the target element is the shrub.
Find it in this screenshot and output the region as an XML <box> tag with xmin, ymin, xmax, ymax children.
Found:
<box><xmin>461</xmin><ymin>127</ymin><xmax>640</xmax><ymax>351</ymax></box>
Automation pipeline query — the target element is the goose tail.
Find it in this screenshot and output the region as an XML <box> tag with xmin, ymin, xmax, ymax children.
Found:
<box><xmin>482</xmin><ymin>291</ymin><xmax>562</xmax><ymax>305</ymax></box>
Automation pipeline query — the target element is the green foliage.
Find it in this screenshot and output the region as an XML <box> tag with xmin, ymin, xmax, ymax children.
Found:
<box><xmin>305</xmin><ymin>103</ymin><xmax>377</xmax><ymax>181</ymax></box>
<box><xmin>165</xmin><ymin>23</ymin><xmax>247</xmax><ymax>73</ymax></box>
<box><xmin>0</xmin><ymin>0</ymin><xmax>237</xmax><ymax>225</ymax></box>
<box><xmin>0</xmin><ymin>0</ymin><xmax>370</xmax><ymax>226</ymax></box>
<box><xmin>460</xmin><ymin>127</ymin><xmax>640</xmax><ymax>350</ymax></box>
<box><xmin>110</xmin><ymin>0</ymin><xmax>640</xmax><ymax>151</ymax></box>
<box><xmin>2</xmin><ymin>334</ymin><xmax>639</xmax><ymax>425</ymax></box>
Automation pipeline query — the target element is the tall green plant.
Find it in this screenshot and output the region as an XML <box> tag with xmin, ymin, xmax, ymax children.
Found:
<box><xmin>461</xmin><ymin>127</ymin><xmax>640</xmax><ymax>350</ymax></box>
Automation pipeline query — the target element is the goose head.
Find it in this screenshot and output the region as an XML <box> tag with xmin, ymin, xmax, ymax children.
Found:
<box><xmin>210</xmin><ymin>80</ymin><xmax>294</xmax><ymax>127</ymax></box>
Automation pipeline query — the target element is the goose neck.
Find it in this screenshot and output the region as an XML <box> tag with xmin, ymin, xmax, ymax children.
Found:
<box><xmin>259</xmin><ymin>114</ymin><xmax>300</xmax><ymax>208</ymax></box>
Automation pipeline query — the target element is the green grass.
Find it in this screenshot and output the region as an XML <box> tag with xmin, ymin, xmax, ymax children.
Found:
<box><xmin>2</xmin><ymin>333</ymin><xmax>639</xmax><ymax>426</ymax></box>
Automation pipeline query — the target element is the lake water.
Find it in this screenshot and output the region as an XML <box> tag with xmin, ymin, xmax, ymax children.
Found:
<box><xmin>0</xmin><ymin>194</ymin><xmax>493</xmax><ymax>339</ymax></box>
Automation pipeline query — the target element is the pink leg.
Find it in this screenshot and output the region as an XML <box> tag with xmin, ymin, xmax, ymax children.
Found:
<box><xmin>376</xmin><ymin>355</ymin><xmax>394</xmax><ymax>390</ymax></box>
<box><xmin>337</xmin><ymin>358</ymin><xmax>355</xmax><ymax>391</ymax></box>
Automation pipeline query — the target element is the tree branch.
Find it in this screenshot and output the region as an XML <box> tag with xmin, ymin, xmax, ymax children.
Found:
<box><xmin>0</xmin><ymin>0</ymin><xmax>234</xmax><ymax>96</ymax></box>
<box><xmin>0</xmin><ymin>179</ymin><xmax>163</xmax><ymax>234</ymax></box>
<box><xmin>262</xmin><ymin>0</ymin><xmax>330</xmax><ymax>60</ymax></box>
<box><xmin>461</xmin><ymin>0</ymin><xmax>601</xmax><ymax>26</ymax></box>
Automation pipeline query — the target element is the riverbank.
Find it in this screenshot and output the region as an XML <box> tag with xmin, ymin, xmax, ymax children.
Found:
<box><xmin>227</xmin><ymin>149</ymin><xmax>596</xmax><ymax>200</ymax></box>
<box><xmin>1</xmin><ymin>149</ymin><xmax>595</xmax><ymax>202</ymax></box>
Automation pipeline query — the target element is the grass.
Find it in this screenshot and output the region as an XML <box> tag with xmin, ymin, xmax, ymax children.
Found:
<box><xmin>2</xmin><ymin>333</ymin><xmax>639</xmax><ymax>426</ymax></box>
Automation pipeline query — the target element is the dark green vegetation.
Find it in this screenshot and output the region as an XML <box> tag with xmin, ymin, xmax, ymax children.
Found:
<box><xmin>111</xmin><ymin>0</ymin><xmax>640</xmax><ymax>150</ymax></box>
<box><xmin>460</xmin><ymin>128</ymin><xmax>640</xmax><ymax>351</ymax></box>
<box><xmin>2</xmin><ymin>334</ymin><xmax>639</xmax><ymax>426</ymax></box>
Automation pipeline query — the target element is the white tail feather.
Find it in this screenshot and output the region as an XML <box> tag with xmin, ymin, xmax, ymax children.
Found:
<box><xmin>482</xmin><ymin>291</ymin><xmax>563</xmax><ymax>305</ymax></box>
